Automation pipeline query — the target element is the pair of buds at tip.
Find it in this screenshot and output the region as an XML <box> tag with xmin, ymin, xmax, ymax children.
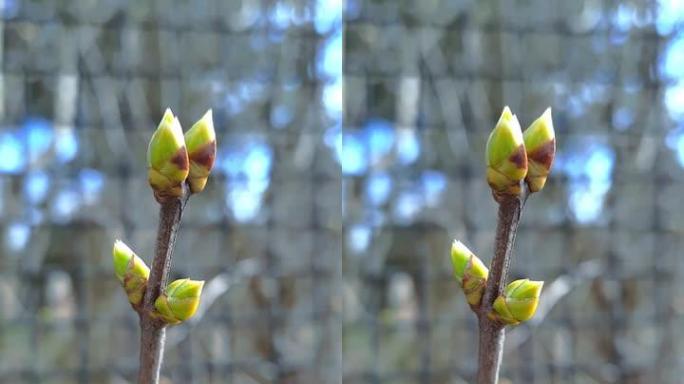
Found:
<box><xmin>489</xmin><ymin>278</ymin><xmax>544</xmax><ymax>326</ymax></box>
<box><xmin>451</xmin><ymin>241</ymin><xmax>489</xmax><ymax>306</ymax></box>
<box><xmin>147</xmin><ymin>108</ymin><xmax>216</xmax><ymax>202</ymax></box>
<box><xmin>486</xmin><ymin>106</ymin><xmax>555</xmax><ymax>199</ymax></box>
<box><xmin>154</xmin><ymin>278</ymin><xmax>205</xmax><ymax>325</ymax></box>
<box><xmin>112</xmin><ymin>240</ymin><xmax>150</xmax><ymax>306</ymax></box>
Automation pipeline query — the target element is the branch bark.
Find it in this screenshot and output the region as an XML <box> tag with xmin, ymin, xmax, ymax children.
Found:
<box><xmin>137</xmin><ymin>186</ymin><xmax>190</xmax><ymax>384</ymax></box>
<box><xmin>476</xmin><ymin>189</ymin><xmax>527</xmax><ymax>384</ymax></box>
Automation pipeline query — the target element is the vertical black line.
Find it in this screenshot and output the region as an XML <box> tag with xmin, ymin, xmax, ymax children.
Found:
<box><xmin>310</xmin><ymin>2</ymin><xmax>323</xmax><ymax>381</ymax></box>
<box><xmin>649</xmin><ymin>1</ymin><xmax>669</xmax><ymax>381</ymax></box>
<box><xmin>264</xmin><ymin>2</ymin><xmax>281</xmax><ymax>381</ymax></box>
<box><xmin>604</xmin><ymin>4</ymin><xmax>627</xmax><ymax>382</ymax></box>
<box><xmin>76</xmin><ymin>265</ymin><xmax>90</xmax><ymax>384</ymax></box>
<box><xmin>415</xmin><ymin>58</ymin><xmax>432</xmax><ymax>384</ymax></box>
<box><xmin>223</xmin><ymin>214</ymin><xmax>235</xmax><ymax>384</ymax></box>
<box><xmin>418</xmin><ymin>249</ymin><xmax>431</xmax><ymax>384</ymax></box>
<box><xmin>31</xmin><ymin>315</ymin><xmax>41</xmax><ymax>383</ymax></box>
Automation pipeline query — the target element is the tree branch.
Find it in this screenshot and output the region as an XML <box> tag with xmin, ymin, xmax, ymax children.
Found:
<box><xmin>476</xmin><ymin>188</ymin><xmax>528</xmax><ymax>384</ymax></box>
<box><xmin>138</xmin><ymin>185</ymin><xmax>190</xmax><ymax>384</ymax></box>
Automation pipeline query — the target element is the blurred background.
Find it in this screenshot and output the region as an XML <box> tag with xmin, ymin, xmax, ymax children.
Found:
<box><xmin>0</xmin><ymin>1</ymin><xmax>342</xmax><ymax>383</ymax></box>
<box><xmin>343</xmin><ymin>0</ymin><xmax>684</xmax><ymax>383</ymax></box>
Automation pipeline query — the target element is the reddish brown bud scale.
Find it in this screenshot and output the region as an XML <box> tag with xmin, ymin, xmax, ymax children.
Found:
<box><xmin>171</xmin><ymin>146</ymin><xmax>190</xmax><ymax>170</ymax></box>
<box><xmin>528</xmin><ymin>138</ymin><xmax>555</xmax><ymax>169</ymax></box>
<box><xmin>508</xmin><ymin>145</ymin><xmax>528</xmax><ymax>169</ymax></box>
<box><xmin>189</xmin><ymin>141</ymin><xmax>216</xmax><ymax>169</ymax></box>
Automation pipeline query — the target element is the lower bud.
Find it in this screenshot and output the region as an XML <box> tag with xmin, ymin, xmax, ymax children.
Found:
<box><xmin>112</xmin><ymin>240</ymin><xmax>150</xmax><ymax>306</ymax></box>
<box><xmin>451</xmin><ymin>241</ymin><xmax>489</xmax><ymax>306</ymax></box>
<box><xmin>489</xmin><ymin>279</ymin><xmax>543</xmax><ymax>325</ymax></box>
<box><xmin>154</xmin><ymin>278</ymin><xmax>204</xmax><ymax>325</ymax></box>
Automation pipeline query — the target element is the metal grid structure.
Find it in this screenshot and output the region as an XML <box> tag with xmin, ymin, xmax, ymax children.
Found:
<box><xmin>0</xmin><ymin>1</ymin><xmax>341</xmax><ymax>383</ymax></box>
<box><xmin>343</xmin><ymin>0</ymin><xmax>684</xmax><ymax>383</ymax></box>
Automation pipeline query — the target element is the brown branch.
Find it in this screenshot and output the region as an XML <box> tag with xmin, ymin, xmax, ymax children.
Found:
<box><xmin>137</xmin><ymin>185</ymin><xmax>190</xmax><ymax>384</ymax></box>
<box><xmin>476</xmin><ymin>187</ymin><xmax>528</xmax><ymax>384</ymax></box>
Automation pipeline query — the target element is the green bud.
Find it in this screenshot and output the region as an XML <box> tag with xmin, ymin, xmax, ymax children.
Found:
<box><xmin>154</xmin><ymin>278</ymin><xmax>204</xmax><ymax>325</ymax></box>
<box><xmin>451</xmin><ymin>240</ymin><xmax>489</xmax><ymax>306</ymax></box>
<box><xmin>523</xmin><ymin>108</ymin><xmax>555</xmax><ymax>193</ymax></box>
<box><xmin>486</xmin><ymin>106</ymin><xmax>528</xmax><ymax>198</ymax></box>
<box><xmin>489</xmin><ymin>279</ymin><xmax>543</xmax><ymax>325</ymax></box>
<box><xmin>112</xmin><ymin>240</ymin><xmax>150</xmax><ymax>305</ymax></box>
<box><xmin>184</xmin><ymin>109</ymin><xmax>216</xmax><ymax>194</ymax></box>
<box><xmin>147</xmin><ymin>108</ymin><xmax>190</xmax><ymax>202</ymax></box>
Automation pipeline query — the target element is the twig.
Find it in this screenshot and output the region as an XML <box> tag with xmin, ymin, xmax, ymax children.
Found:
<box><xmin>137</xmin><ymin>185</ymin><xmax>190</xmax><ymax>384</ymax></box>
<box><xmin>476</xmin><ymin>188</ymin><xmax>528</xmax><ymax>384</ymax></box>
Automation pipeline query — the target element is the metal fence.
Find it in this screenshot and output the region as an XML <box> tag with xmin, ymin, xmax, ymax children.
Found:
<box><xmin>0</xmin><ymin>1</ymin><xmax>341</xmax><ymax>383</ymax></box>
<box><xmin>343</xmin><ymin>0</ymin><xmax>684</xmax><ymax>383</ymax></box>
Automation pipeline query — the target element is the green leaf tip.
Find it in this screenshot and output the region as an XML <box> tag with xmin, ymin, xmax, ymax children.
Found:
<box><xmin>489</xmin><ymin>279</ymin><xmax>543</xmax><ymax>325</ymax></box>
<box><xmin>154</xmin><ymin>278</ymin><xmax>205</xmax><ymax>325</ymax></box>
<box><xmin>184</xmin><ymin>109</ymin><xmax>216</xmax><ymax>194</ymax></box>
<box><xmin>486</xmin><ymin>106</ymin><xmax>528</xmax><ymax>199</ymax></box>
<box><xmin>450</xmin><ymin>240</ymin><xmax>489</xmax><ymax>306</ymax></box>
<box><xmin>112</xmin><ymin>240</ymin><xmax>150</xmax><ymax>305</ymax></box>
<box><xmin>523</xmin><ymin>107</ymin><xmax>555</xmax><ymax>193</ymax></box>
<box><xmin>147</xmin><ymin>108</ymin><xmax>189</xmax><ymax>202</ymax></box>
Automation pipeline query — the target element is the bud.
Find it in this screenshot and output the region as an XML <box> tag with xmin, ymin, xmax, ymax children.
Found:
<box><xmin>154</xmin><ymin>278</ymin><xmax>204</xmax><ymax>325</ymax></box>
<box><xmin>184</xmin><ymin>109</ymin><xmax>216</xmax><ymax>193</ymax></box>
<box><xmin>451</xmin><ymin>240</ymin><xmax>489</xmax><ymax>306</ymax></box>
<box><xmin>486</xmin><ymin>106</ymin><xmax>528</xmax><ymax>198</ymax></box>
<box><xmin>523</xmin><ymin>108</ymin><xmax>555</xmax><ymax>193</ymax></box>
<box><xmin>489</xmin><ymin>279</ymin><xmax>543</xmax><ymax>325</ymax></box>
<box><xmin>147</xmin><ymin>108</ymin><xmax>189</xmax><ymax>202</ymax></box>
<box><xmin>112</xmin><ymin>240</ymin><xmax>150</xmax><ymax>305</ymax></box>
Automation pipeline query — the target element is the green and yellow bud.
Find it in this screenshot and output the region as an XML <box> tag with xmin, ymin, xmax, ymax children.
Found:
<box><xmin>523</xmin><ymin>108</ymin><xmax>555</xmax><ymax>193</ymax></box>
<box><xmin>184</xmin><ymin>109</ymin><xmax>216</xmax><ymax>194</ymax></box>
<box><xmin>154</xmin><ymin>278</ymin><xmax>204</xmax><ymax>325</ymax></box>
<box><xmin>451</xmin><ymin>240</ymin><xmax>489</xmax><ymax>306</ymax></box>
<box><xmin>489</xmin><ymin>279</ymin><xmax>543</xmax><ymax>325</ymax></box>
<box><xmin>147</xmin><ymin>108</ymin><xmax>190</xmax><ymax>202</ymax></box>
<box><xmin>486</xmin><ymin>106</ymin><xmax>528</xmax><ymax>198</ymax></box>
<box><xmin>112</xmin><ymin>240</ymin><xmax>150</xmax><ymax>305</ymax></box>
